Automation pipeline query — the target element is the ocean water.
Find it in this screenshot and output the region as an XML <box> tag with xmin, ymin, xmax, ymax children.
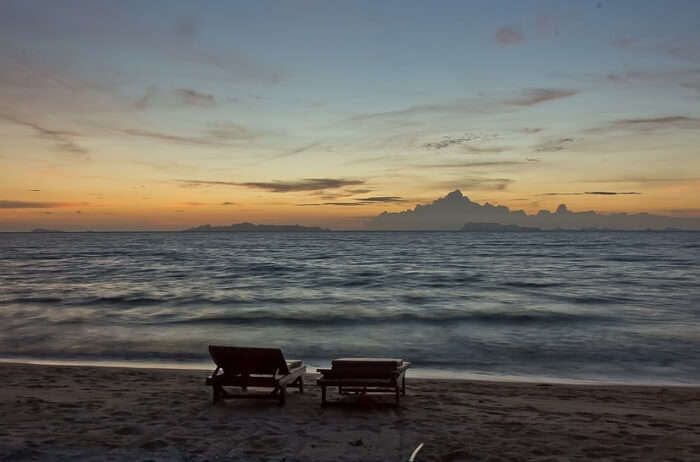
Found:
<box><xmin>1</xmin><ymin>231</ymin><xmax>699</xmax><ymax>384</ymax></box>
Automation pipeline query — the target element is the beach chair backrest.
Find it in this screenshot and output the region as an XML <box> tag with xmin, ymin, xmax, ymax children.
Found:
<box><xmin>208</xmin><ymin>345</ymin><xmax>290</xmax><ymax>376</ymax></box>
<box><xmin>330</xmin><ymin>358</ymin><xmax>403</xmax><ymax>378</ymax></box>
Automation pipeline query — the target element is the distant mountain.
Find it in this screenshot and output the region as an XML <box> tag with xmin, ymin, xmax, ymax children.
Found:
<box><xmin>369</xmin><ymin>190</ymin><xmax>700</xmax><ymax>231</ymax></box>
<box><xmin>31</xmin><ymin>228</ymin><xmax>65</xmax><ymax>233</ymax></box>
<box><xmin>183</xmin><ymin>222</ymin><xmax>331</xmax><ymax>232</ymax></box>
<box><xmin>461</xmin><ymin>222</ymin><xmax>541</xmax><ymax>232</ymax></box>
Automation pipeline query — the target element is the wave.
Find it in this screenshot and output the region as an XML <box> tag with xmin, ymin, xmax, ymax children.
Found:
<box><xmin>152</xmin><ymin>309</ymin><xmax>610</xmax><ymax>327</ymax></box>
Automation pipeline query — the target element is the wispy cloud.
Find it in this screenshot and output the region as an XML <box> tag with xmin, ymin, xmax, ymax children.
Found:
<box><xmin>0</xmin><ymin>114</ymin><xmax>89</xmax><ymax>158</ymax></box>
<box><xmin>495</xmin><ymin>25</ymin><xmax>525</xmax><ymax>46</ymax></box>
<box><xmin>437</xmin><ymin>177</ymin><xmax>514</xmax><ymax>191</ymax></box>
<box><xmin>117</xmin><ymin>128</ymin><xmax>221</xmax><ymax>146</ymax></box>
<box><xmin>465</xmin><ymin>145</ymin><xmax>509</xmax><ymax>153</ymax></box>
<box><xmin>611</xmin><ymin>116</ymin><xmax>700</xmax><ymax>132</ymax></box>
<box><xmin>177</xmin><ymin>178</ymin><xmax>365</xmax><ymax>192</ymax></box>
<box><xmin>351</xmin><ymin>88</ymin><xmax>577</xmax><ymax>122</ymax></box>
<box><xmin>133</xmin><ymin>87</ymin><xmax>216</xmax><ymax>110</ymax></box>
<box><xmin>422</xmin><ymin>161</ymin><xmax>526</xmax><ymax>169</ymax></box>
<box><xmin>423</xmin><ymin>135</ymin><xmax>499</xmax><ymax>150</ymax></box>
<box><xmin>506</xmin><ymin>88</ymin><xmax>577</xmax><ymax>106</ymax></box>
<box><xmin>297</xmin><ymin>196</ymin><xmax>405</xmax><ymax>207</ymax></box>
<box><xmin>0</xmin><ymin>200</ymin><xmax>88</xmax><ymax>208</ymax></box>
<box><xmin>174</xmin><ymin>16</ymin><xmax>198</xmax><ymax>41</ymax></box>
<box><xmin>174</xmin><ymin>88</ymin><xmax>215</xmax><ymax>107</ymax></box>
<box><xmin>240</xmin><ymin>178</ymin><xmax>365</xmax><ymax>193</ymax></box>
<box><xmin>520</xmin><ymin>127</ymin><xmax>543</xmax><ymax>134</ymax></box>
<box><xmin>613</xmin><ymin>35</ymin><xmax>700</xmax><ymax>64</ymax></box>
<box><xmin>538</xmin><ymin>191</ymin><xmax>641</xmax><ymax>196</ymax></box>
<box><xmin>533</xmin><ymin>137</ymin><xmax>574</xmax><ymax>152</ymax></box>
<box><xmin>205</xmin><ymin>123</ymin><xmax>260</xmax><ymax>141</ymax></box>
<box><xmin>589</xmin><ymin>176</ymin><xmax>699</xmax><ymax>184</ymax></box>
<box><xmin>355</xmin><ymin>196</ymin><xmax>405</xmax><ymax>203</ymax></box>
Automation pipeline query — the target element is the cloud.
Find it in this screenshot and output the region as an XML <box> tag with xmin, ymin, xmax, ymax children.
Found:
<box><xmin>240</xmin><ymin>178</ymin><xmax>365</xmax><ymax>193</ymax></box>
<box><xmin>507</xmin><ymin>89</ymin><xmax>577</xmax><ymax>106</ymax></box>
<box><xmin>520</xmin><ymin>127</ymin><xmax>543</xmax><ymax>134</ymax></box>
<box><xmin>495</xmin><ymin>26</ymin><xmax>525</xmax><ymax>46</ymax></box>
<box><xmin>424</xmin><ymin>136</ymin><xmax>478</xmax><ymax>150</ymax></box>
<box><xmin>0</xmin><ymin>114</ymin><xmax>89</xmax><ymax>158</ymax></box>
<box><xmin>177</xmin><ymin>178</ymin><xmax>365</xmax><ymax>192</ymax></box>
<box><xmin>187</xmin><ymin>51</ymin><xmax>285</xmax><ymax>85</ymax></box>
<box><xmin>351</xmin><ymin>88</ymin><xmax>578</xmax><ymax>122</ymax></box>
<box><xmin>368</xmin><ymin>190</ymin><xmax>700</xmax><ymax>231</ymax></box>
<box><xmin>0</xmin><ymin>201</ymin><xmax>87</xmax><ymax>208</ymax></box>
<box><xmin>423</xmin><ymin>134</ymin><xmax>503</xmax><ymax>151</ymax></box>
<box><xmin>681</xmin><ymin>82</ymin><xmax>700</xmax><ymax>93</ymax></box>
<box><xmin>538</xmin><ymin>191</ymin><xmax>641</xmax><ymax>196</ymax></box>
<box><xmin>288</xmin><ymin>142</ymin><xmax>320</xmax><ymax>155</ymax></box>
<box><xmin>585</xmin><ymin>191</ymin><xmax>641</xmax><ymax>195</ymax></box>
<box><xmin>612</xmin><ymin>35</ymin><xmax>700</xmax><ymax>64</ymax></box>
<box><xmin>465</xmin><ymin>145</ymin><xmax>509</xmax><ymax>153</ymax></box>
<box><xmin>437</xmin><ymin>178</ymin><xmax>513</xmax><ymax>191</ymax></box>
<box><xmin>133</xmin><ymin>87</ymin><xmax>157</xmax><ymax>110</ymax></box>
<box><xmin>319</xmin><ymin>202</ymin><xmax>367</xmax><ymax>206</ymax></box>
<box><xmin>115</xmin><ymin>128</ymin><xmax>222</xmax><ymax>146</ymax></box>
<box><xmin>174</xmin><ymin>17</ymin><xmax>198</xmax><ymax>41</ymax></box>
<box><xmin>176</xmin><ymin>180</ymin><xmax>239</xmax><ymax>188</ymax></box>
<box><xmin>355</xmin><ymin>196</ymin><xmax>405</xmax><ymax>203</ymax></box>
<box><xmin>422</xmin><ymin>161</ymin><xmax>526</xmax><ymax>169</ymax></box>
<box><xmin>297</xmin><ymin>196</ymin><xmax>405</xmax><ymax>207</ymax></box>
<box><xmin>662</xmin><ymin>39</ymin><xmax>700</xmax><ymax>64</ymax></box>
<box><xmin>588</xmin><ymin>176</ymin><xmax>699</xmax><ymax>184</ymax></box>
<box><xmin>133</xmin><ymin>87</ymin><xmax>216</xmax><ymax>110</ymax></box>
<box><xmin>611</xmin><ymin>116</ymin><xmax>700</xmax><ymax>132</ymax></box>
<box><xmin>533</xmin><ymin>137</ymin><xmax>574</xmax><ymax>152</ymax></box>
<box><xmin>205</xmin><ymin>123</ymin><xmax>259</xmax><ymax>141</ymax></box>
<box><xmin>173</xmin><ymin>88</ymin><xmax>215</xmax><ymax>107</ymax></box>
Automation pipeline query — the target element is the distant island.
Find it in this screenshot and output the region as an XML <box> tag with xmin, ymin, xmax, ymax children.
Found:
<box><xmin>31</xmin><ymin>228</ymin><xmax>65</xmax><ymax>233</ymax></box>
<box><xmin>183</xmin><ymin>223</ymin><xmax>331</xmax><ymax>232</ymax></box>
<box><xmin>461</xmin><ymin>222</ymin><xmax>540</xmax><ymax>232</ymax></box>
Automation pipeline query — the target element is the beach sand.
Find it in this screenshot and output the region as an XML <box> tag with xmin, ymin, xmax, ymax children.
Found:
<box><xmin>1</xmin><ymin>362</ymin><xmax>699</xmax><ymax>461</ymax></box>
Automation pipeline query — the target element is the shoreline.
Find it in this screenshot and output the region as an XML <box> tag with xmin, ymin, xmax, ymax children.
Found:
<box><xmin>2</xmin><ymin>357</ymin><xmax>698</xmax><ymax>387</ymax></box>
<box><xmin>1</xmin><ymin>361</ymin><xmax>699</xmax><ymax>461</ymax></box>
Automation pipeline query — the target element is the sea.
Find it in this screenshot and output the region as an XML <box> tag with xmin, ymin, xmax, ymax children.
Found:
<box><xmin>1</xmin><ymin>231</ymin><xmax>699</xmax><ymax>384</ymax></box>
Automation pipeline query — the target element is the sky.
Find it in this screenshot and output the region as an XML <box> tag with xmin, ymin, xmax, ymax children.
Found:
<box><xmin>1</xmin><ymin>0</ymin><xmax>700</xmax><ymax>230</ymax></box>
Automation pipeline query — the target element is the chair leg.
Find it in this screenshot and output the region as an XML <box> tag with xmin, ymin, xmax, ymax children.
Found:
<box><xmin>321</xmin><ymin>385</ymin><xmax>327</xmax><ymax>407</ymax></box>
<box><xmin>212</xmin><ymin>386</ymin><xmax>220</xmax><ymax>404</ymax></box>
<box><xmin>279</xmin><ymin>386</ymin><xmax>287</xmax><ymax>406</ymax></box>
<box><xmin>298</xmin><ymin>377</ymin><xmax>304</xmax><ymax>393</ymax></box>
<box><xmin>402</xmin><ymin>375</ymin><xmax>406</xmax><ymax>396</ymax></box>
<box><xmin>395</xmin><ymin>386</ymin><xmax>400</xmax><ymax>407</ymax></box>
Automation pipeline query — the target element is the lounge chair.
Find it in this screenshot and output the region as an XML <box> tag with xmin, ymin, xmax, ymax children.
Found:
<box><xmin>205</xmin><ymin>345</ymin><xmax>305</xmax><ymax>405</ymax></box>
<box><xmin>317</xmin><ymin>358</ymin><xmax>410</xmax><ymax>406</ymax></box>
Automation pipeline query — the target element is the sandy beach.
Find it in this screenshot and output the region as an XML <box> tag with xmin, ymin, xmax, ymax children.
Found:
<box><xmin>0</xmin><ymin>362</ymin><xmax>698</xmax><ymax>461</ymax></box>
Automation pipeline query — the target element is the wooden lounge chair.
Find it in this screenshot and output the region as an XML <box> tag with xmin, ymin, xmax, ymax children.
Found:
<box><xmin>317</xmin><ymin>358</ymin><xmax>410</xmax><ymax>407</ymax></box>
<box><xmin>205</xmin><ymin>345</ymin><xmax>305</xmax><ymax>405</ymax></box>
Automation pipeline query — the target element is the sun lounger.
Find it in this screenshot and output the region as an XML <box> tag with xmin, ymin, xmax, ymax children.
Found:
<box><xmin>205</xmin><ymin>345</ymin><xmax>305</xmax><ymax>405</ymax></box>
<box><xmin>317</xmin><ymin>358</ymin><xmax>410</xmax><ymax>406</ymax></box>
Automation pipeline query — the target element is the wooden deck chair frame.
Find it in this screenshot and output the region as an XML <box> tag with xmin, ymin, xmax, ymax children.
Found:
<box><xmin>205</xmin><ymin>345</ymin><xmax>305</xmax><ymax>405</ymax></box>
<box><xmin>317</xmin><ymin>359</ymin><xmax>410</xmax><ymax>407</ymax></box>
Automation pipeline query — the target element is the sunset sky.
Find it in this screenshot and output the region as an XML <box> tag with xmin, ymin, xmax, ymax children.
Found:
<box><xmin>1</xmin><ymin>0</ymin><xmax>700</xmax><ymax>230</ymax></box>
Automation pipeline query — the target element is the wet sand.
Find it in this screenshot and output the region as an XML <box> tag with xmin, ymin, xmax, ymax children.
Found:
<box><xmin>1</xmin><ymin>362</ymin><xmax>699</xmax><ymax>461</ymax></box>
